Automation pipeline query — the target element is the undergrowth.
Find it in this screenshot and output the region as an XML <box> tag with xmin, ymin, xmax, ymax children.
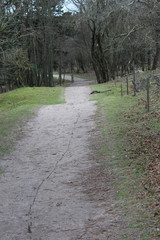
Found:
<box><xmin>91</xmin><ymin>74</ymin><xmax>160</xmax><ymax>239</ymax></box>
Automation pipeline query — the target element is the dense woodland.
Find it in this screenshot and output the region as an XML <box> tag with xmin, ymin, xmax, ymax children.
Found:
<box><xmin>0</xmin><ymin>0</ymin><xmax>160</xmax><ymax>88</ymax></box>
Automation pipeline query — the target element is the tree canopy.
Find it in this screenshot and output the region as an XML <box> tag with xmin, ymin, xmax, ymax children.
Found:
<box><xmin>0</xmin><ymin>0</ymin><xmax>160</xmax><ymax>87</ymax></box>
<box><xmin>71</xmin><ymin>0</ymin><xmax>160</xmax><ymax>83</ymax></box>
<box><xmin>0</xmin><ymin>0</ymin><xmax>65</xmax><ymax>88</ymax></box>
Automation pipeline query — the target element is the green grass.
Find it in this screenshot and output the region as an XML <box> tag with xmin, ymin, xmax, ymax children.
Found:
<box><xmin>0</xmin><ymin>87</ymin><xmax>64</xmax><ymax>110</ymax></box>
<box><xmin>0</xmin><ymin>87</ymin><xmax>65</xmax><ymax>159</ymax></box>
<box><xmin>91</xmin><ymin>79</ymin><xmax>160</xmax><ymax>239</ymax></box>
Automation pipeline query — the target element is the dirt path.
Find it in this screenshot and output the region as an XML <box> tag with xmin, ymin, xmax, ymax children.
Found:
<box><xmin>0</xmin><ymin>78</ymin><xmax>121</xmax><ymax>240</ymax></box>
<box><xmin>53</xmin><ymin>74</ymin><xmax>97</xmax><ymax>86</ymax></box>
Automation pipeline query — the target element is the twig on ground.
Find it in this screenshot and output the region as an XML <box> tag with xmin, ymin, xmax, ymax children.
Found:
<box><xmin>90</xmin><ymin>89</ymin><xmax>112</xmax><ymax>94</ymax></box>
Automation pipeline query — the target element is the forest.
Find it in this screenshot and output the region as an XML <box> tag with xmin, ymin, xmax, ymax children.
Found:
<box><xmin>0</xmin><ymin>1</ymin><xmax>160</xmax><ymax>238</ymax></box>
<box><xmin>0</xmin><ymin>0</ymin><xmax>159</xmax><ymax>90</ymax></box>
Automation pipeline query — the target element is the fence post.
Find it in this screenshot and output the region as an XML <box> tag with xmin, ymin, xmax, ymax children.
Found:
<box><xmin>126</xmin><ymin>76</ymin><xmax>129</xmax><ymax>95</ymax></box>
<box><xmin>121</xmin><ymin>79</ymin><xmax>123</xmax><ymax>96</ymax></box>
<box><xmin>132</xmin><ymin>60</ymin><xmax>137</xmax><ymax>96</ymax></box>
<box><xmin>146</xmin><ymin>77</ymin><xmax>150</xmax><ymax>113</ymax></box>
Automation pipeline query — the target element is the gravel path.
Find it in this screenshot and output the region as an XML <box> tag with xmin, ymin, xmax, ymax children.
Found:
<box><xmin>53</xmin><ymin>74</ymin><xmax>97</xmax><ymax>86</ymax></box>
<box><xmin>0</xmin><ymin>78</ymin><xmax>120</xmax><ymax>240</ymax></box>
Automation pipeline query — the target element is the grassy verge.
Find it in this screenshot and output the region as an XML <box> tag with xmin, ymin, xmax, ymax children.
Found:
<box><xmin>0</xmin><ymin>87</ymin><xmax>65</xmax><ymax>158</ymax></box>
<box><xmin>91</xmin><ymin>78</ymin><xmax>160</xmax><ymax>239</ymax></box>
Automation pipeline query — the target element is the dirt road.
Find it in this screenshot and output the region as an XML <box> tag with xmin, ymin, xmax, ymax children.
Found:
<box><xmin>0</xmin><ymin>78</ymin><xmax>120</xmax><ymax>240</ymax></box>
<box><xmin>53</xmin><ymin>74</ymin><xmax>97</xmax><ymax>86</ymax></box>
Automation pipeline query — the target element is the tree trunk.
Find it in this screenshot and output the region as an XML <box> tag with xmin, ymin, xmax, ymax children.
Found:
<box><xmin>152</xmin><ymin>42</ymin><xmax>160</xmax><ymax>70</ymax></box>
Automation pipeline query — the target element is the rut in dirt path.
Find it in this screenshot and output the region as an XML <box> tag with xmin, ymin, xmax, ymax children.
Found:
<box><xmin>0</xmin><ymin>77</ymin><xmax>122</xmax><ymax>240</ymax></box>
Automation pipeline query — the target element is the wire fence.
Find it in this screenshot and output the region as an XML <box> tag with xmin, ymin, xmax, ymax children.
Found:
<box><xmin>119</xmin><ymin>72</ymin><xmax>160</xmax><ymax>113</ymax></box>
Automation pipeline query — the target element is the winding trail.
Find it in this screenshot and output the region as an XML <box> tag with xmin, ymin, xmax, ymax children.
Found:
<box><xmin>0</xmin><ymin>77</ymin><xmax>120</xmax><ymax>240</ymax></box>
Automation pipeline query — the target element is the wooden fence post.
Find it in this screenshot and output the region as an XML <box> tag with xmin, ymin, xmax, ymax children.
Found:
<box><xmin>133</xmin><ymin>61</ymin><xmax>137</xmax><ymax>96</ymax></box>
<box><xmin>126</xmin><ymin>76</ymin><xmax>129</xmax><ymax>95</ymax></box>
<box><xmin>146</xmin><ymin>77</ymin><xmax>150</xmax><ymax>113</ymax></box>
<box><xmin>121</xmin><ymin>79</ymin><xmax>123</xmax><ymax>96</ymax></box>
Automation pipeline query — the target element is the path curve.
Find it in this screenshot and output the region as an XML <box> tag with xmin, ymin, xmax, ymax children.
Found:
<box><xmin>0</xmin><ymin>78</ymin><xmax>120</xmax><ymax>240</ymax></box>
<box><xmin>53</xmin><ymin>74</ymin><xmax>97</xmax><ymax>86</ymax></box>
